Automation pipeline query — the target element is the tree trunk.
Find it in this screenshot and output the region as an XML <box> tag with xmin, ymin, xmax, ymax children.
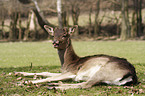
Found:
<box><xmin>19</xmin><ymin>0</ymin><xmax>55</xmax><ymax>31</ymax></box>
<box><xmin>29</xmin><ymin>10</ymin><xmax>37</xmax><ymax>40</ymax></box>
<box><xmin>131</xmin><ymin>11</ymin><xmax>137</xmax><ymax>38</ymax></box>
<box><xmin>89</xmin><ymin>6</ymin><xmax>92</xmax><ymax>37</ymax></box>
<box><xmin>131</xmin><ymin>0</ymin><xmax>143</xmax><ymax>38</ymax></box>
<box><xmin>57</xmin><ymin>0</ymin><xmax>63</xmax><ymax>28</ymax></box>
<box><xmin>32</xmin><ymin>9</ymin><xmax>54</xmax><ymax>30</ymax></box>
<box><xmin>137</xmin><ymin>0</ymin><xmax>143</xmax><ymax>37</ymax></box>
<box><xmin>62</xmin><ymin>0</ymin><xmax>69</xmax><ymax>27</ymax></box>
<box><xmin>71</xmin><ymin>5</ymin><xmax>80</xmax><ymax>26</ymax></box>
<box><xmin>1</xmin><ymin>20</ymin><xmax>5</xmax><ymax>39</ymax></box>
<box><xmin>94</xmin><ymin>0</ymin><xmax>101</xmax><ymax>37</ymax></box>
<box><xmin>18</xmin><ymin>13</ymin><xmax>22</xmax><ymax>40</ymax></box>
<box><xmin>9</xmin><ymin>12</ymin><xmax>19</xmax><ymax>41</ymax></box>
<box><xmin>32</xmin><ymin>0</ymin><xmax>55</xmax><ymax>31</ymax></box>
<box><xmin>120</xmin><ymin>0</ymin><xmax>131</xmax><ymax>40</ymax></box>
<box><xmin>23</xmin><ymin>11</ymin><xmax>31</xmax><ymax>41</ymax></box>
<box><xmin>131</xmin><ymin>0</ymin><xmax>137</xmax><ymax>38</ymax></box>
<box><xmin>71</xmin><ymin>4</ymin><xmax>80</xmax><ymax>36</ymax></box>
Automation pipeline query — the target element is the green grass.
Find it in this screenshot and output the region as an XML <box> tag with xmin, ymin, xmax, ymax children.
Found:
<box><xmin>0</xmin><ymin>41</ymin><xmax>145</xmax><ymax>96</ymax></box>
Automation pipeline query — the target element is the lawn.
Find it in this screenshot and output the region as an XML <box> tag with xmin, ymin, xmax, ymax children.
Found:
<box><xmin>0</xmin><ymin>40</ymin><xmax>145</xmax><ymax>96</ymax></box>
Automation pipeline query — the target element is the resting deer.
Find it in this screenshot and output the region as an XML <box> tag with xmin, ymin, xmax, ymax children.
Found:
<box><xmin>15</xmin><ymin>25</ymin><xmax>137</xmax><ymax>89</ymax></box>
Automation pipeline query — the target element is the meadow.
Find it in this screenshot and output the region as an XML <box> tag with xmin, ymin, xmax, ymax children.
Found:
<box><xmin>0</xmin><ymin>40</ymin><xmax>145</xmax><ymax>96</ymax></box>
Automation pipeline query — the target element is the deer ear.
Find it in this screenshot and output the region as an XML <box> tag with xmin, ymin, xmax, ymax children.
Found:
<box><xmin>68</xmin><ymin>25</ymin><xmax>78</xmax><ymax>35</ymax></box>
<box><xmin>69</xmin><ymin>28</ymin><xmax>75</xmax><ymax>35</ymax></box>
<box><xmin>44</xmin><ymin>25</ymin><xmax>54</xmax><ymax>36</ymax></box>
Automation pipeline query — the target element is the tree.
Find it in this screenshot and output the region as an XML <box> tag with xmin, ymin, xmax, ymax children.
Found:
<box><xmin>57</xmin><ymin>0</ymin><xmax>63</xmax><ymax>28</ymax></box>
<box><xmin>0</xmin><ymin>1</ymin><xmax>6</xmax><ymax>40</ymax></box>
<box><xmin>131</xmin><ymin>0</ymin><xmax>143</xmax><ymax>38</ymax></box>
<box><xmin>88</xmin><ymin>6</ymin><xmax>92</xmax><ymax>37</ymax></box>
<box><xmin>19</xmin><ymin>0</ymin><xmax>55</xmax><ymax>30</ymax></box>
<box><xmin>137</xmin><ymin>0</ymin><xmax>143</xmax><ymax>37</ymax></box>
<box><xmin>120</xmin><ymin>0</ymin><xmax>131</xmax><ymax>40</ymax></box>
<box><xmin>18</xmin><ymin>12</ymin><xmax>22</xmax><ymax>40</ymax></box>
<box><xmin>94</xmin><ymin>0</ymin><xmax>101</xmax><ymax>37</ymax></box>
<box><xmin>62</xmin><ymin>0</ymin><xmax>69</xmax><ymax>27</ymax></box>
<box><xmin>23</xmin><ymin>10</ymin><xmax>37</xmax><ymax>41</ymax></box>
<box><xmin>9</xmin><ymin>0</ymin><xmax>20</xmax><ymax>41</ymax></box>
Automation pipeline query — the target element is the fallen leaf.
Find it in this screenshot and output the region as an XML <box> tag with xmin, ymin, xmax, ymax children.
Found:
<box><xmin>9</xmin><ymin>73</ymin><xmax>12</xmax><ymax>75</ymax></box>
<box><xmin>124</xmin><ymin>86</ymin><xmax>133</xmax><ymax>89</ymax></box>
<box><xmin>118</xmin><ymin>90</ymin><xmax>122</xmax><ymax>93</ymax></box>
<box><xmin>142</xmin><ymin>85</ymin><xmax>145</xmax><ymax>88</ymax></box>
<box><xmin>1</xmin><ymin>72</ymin><xmax>6</xmax><ymax>75</ymax></box>
<box><xmin>27</xmin><ymin>86</ymin><xmax>31</xmax><ymax>88</ymax></box>
<box><xmin>108</xmin><ymin>86</ymin><xmax>112</xmax><ymax>89</ymax></box>
<box><xmin>131</xmin><ymin>93</ymin><xmax>134</xmax><ymax>96</ymax></box>
<box><xmin>128</xmin><ymin>90</ymin><xmax>133</xmax><ymax>94</ymax></box>
<box><xmin>27</xmin><ymin>86</ymin><xmax>34</xmax><ymax>89</ymax></box>
<box><xmin>17</xmin><ymin>77</ymin><xmax>22</xmax><ymax>80</ymax></box>
<box><xmin>132</xmin><ymin>89</ymin><xmax>139</xmax><ymax>94</ymax></box>
<box><xmin>35</xmin><ymin>84</ymin><xmax>39</xmax><ymax>88</ymax></box>
<box><xmin>17</xmin><ymin>83</ymin><xmax>24</xmax><ymax>87</ymax></box>
<box><xmin>139</xmin><ymin>89</ymin><xmax>144</xmax><ymax>93</ymax></box>
<box><xmin>114</xmin><ymin>87</ymin><xmax>120</xmax><ymax>89</ymax></box>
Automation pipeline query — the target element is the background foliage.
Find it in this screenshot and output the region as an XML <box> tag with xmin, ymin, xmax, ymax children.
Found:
<box><xmin>0</xmin><ymin>0</ymin><xmax>145</xmax><ymax>41</ymax></box>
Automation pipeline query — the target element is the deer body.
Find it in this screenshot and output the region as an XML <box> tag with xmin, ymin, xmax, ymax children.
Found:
<box><xmin>58</xmin><ymin>38</ymin><xmax>137</xmax><ymax>86</ymax></box>
<box><xmin>15</xmin><ymin>25</ymin><xmax>137</xmax><ymax>89</ymax></box>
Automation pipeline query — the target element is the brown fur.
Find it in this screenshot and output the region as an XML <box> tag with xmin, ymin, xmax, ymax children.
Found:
<box><xmin>62</xmin><ymin>46</ymin><xmax>138</xmax><ymax>85</ymax></box>
<box><xmin>46</xmin><ymin>26</ymin><xmax>137</xmax><ymax>86</ymax></box>
<box><xmin>15</xmin><ymin>26</ymin><xmax>138</xmax><ymax>89</ymax></box>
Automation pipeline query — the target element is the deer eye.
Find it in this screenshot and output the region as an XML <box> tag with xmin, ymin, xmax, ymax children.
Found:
<box><xmin>62</xmin><ymin>34</ymin><xmax>67</xmax><ymax>39</ymax></box>
<box><xmin>62</xmin><ymin>36</ymin><xmax>65</xmax><ymax>40</ymax></box>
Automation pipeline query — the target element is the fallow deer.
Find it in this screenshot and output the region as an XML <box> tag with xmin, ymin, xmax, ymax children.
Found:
<box><xmin>15</xmin><ymin>25</ymin><xmax>137</xmax><ymax>89</ymax></box>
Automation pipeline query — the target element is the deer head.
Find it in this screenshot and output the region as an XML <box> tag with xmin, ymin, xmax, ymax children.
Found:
<box><xmin>44</xmin><ymin>25</ymin><xmax>76</xmax><ymax>49</ymax></box>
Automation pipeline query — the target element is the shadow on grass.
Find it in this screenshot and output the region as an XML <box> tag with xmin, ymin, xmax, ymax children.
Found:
<box><xmin>0</xmin><ymin>65</ymin><xmax>61</xmax><ymax>74</ymax></box>
<box><xmin>0</xmin><ymin>63</ymin><xmax>144</xmax><ymax>74</ymax></box>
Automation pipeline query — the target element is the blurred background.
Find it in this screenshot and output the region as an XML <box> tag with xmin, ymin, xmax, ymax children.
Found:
<box><xmin>0</xmin><ymin>0</ymin><xmax>145</xmax><ymax>41</ymax></box>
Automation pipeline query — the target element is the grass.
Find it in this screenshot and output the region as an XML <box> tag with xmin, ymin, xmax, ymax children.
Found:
<box><xmin>0</xmin><ymin>41</ymin><xmax>145</xmax><ymax>96</ymax></box>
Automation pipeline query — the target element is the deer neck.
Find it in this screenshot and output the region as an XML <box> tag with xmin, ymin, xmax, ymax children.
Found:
<box><xmin>63</xmin><ymin>39</ymin><xmax>80</xmax><ymax>64</ymax></box>
<box><xmin>57</xmin><ymin>49</ymin><xmax>65</xmax><ymax>67</ymax></box>
<box><xmin>57</xmin><ymin>38</ymin><xmax>79</xmax><ymax>69</ymax></box>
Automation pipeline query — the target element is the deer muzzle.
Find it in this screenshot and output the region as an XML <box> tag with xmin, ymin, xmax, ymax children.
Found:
<box><xmin>53</xmin><ymin>40</ymin><xmax>59</xmax><ymax>48</ymax></box>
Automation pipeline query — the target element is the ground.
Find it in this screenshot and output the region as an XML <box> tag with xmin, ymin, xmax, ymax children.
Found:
<box><xmin>0</xmin><ymin>41</ymin><xmax>145</xmax><ymax>96</ymax></box>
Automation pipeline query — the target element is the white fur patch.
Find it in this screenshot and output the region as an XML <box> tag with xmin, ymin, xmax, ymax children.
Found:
<box><xmin>103</xmin><ymin>76</ymin><xmax>133</xmax><ymax>85</ymax></box>
<box><xmin>75</xmin><ymin>65</ymin><xmax>102</xmax><ymax>81</ymax></box>
<box><xmin>68</xmin><ymin>75</ymin><xmax>76</xmax><ymax>79</ymax></box>
<box><xmin>75</xmin><ymin>57</ymin><xmax>109</xmax><ymax>81</ymax></box>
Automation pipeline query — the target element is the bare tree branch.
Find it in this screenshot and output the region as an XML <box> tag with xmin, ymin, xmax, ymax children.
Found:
<box><xmin>106</xmin><ymin>0</ymin><xmax>121</xmax><ymax>6</ymax></box>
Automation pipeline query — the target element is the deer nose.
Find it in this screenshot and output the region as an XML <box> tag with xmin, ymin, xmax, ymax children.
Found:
<box><xmin>53</xmin><ymin>40</ymin><xmax>59</xmax><ymax>44</ymax></box>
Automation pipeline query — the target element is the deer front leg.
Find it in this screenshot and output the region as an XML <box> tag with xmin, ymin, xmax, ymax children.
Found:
<box><xmin>48</xmin><ymin>79</ymin><xmax>99</xmax><ymax>89</ymax></box>
<box><xmin>15</xmin><ymin>72</ymin><xmax>61</xmax><ymax>77</ymax></box>
<box><xmin>47</xmin><ymin>82</ymin><xmax>88</xmax><ymax>90</ymax></box>
<box><xmin>24</xmin><ymin>72</ymin><xmax>76</xmax><ymax>84</ymax></box>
